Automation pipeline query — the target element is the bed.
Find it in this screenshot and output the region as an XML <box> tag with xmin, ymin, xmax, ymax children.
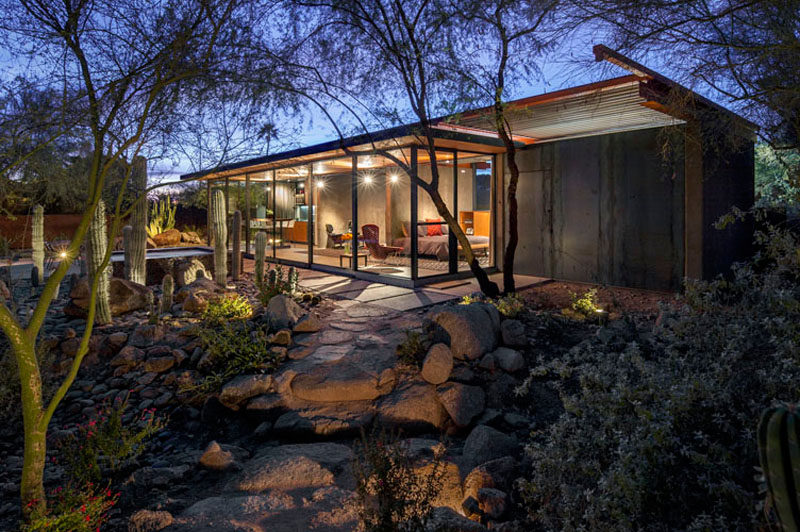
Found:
<box><xmin>392</xmin><ymin>234</ymin><xmax>490</xmax><ymax>261</ymax></box>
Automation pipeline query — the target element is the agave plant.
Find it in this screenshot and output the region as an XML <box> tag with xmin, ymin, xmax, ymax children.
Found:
<box><xmin>146</xmin><ymin>195</ymin><xmax>177</xmax><ymax>238</ymax></box>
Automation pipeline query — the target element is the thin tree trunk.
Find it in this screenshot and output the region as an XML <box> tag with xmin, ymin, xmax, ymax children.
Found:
<box><xmin>17</xmin><ymin>341</ymin><xmax>46</xmax><ymax>518</ymax></box>
<box><xmin>503</xmin><ymin>148</ymin><xmax>520</xmax><ymax>294</ymax></box>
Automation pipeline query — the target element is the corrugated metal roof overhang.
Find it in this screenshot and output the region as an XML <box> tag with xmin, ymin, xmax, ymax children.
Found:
<box><xmin>455</xmin><ymin>81</ymin><xmax>684</xmax><ymax>143</ymax></box>
<box><xmin>180</xmin><ymin>125</ymin><xmax>511</xmax><ymax>181</ymax></box>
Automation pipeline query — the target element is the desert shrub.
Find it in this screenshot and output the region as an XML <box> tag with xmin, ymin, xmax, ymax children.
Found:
<box><xmin>352</xmin><ymin>426</ymin><xmax>445</xmax><ymax>532</ymax></box>
<box><xmin>22</xmin><ymin>483</ymin><xmax>119</xmax><ymax>532</ymax></box>
<box><xmin>187</xmin><ymin>319</ymin><xmax>284</xmax><ymax>397</ymax></box>
<box><xmin>516</xmin><ymin>222</ymin><xmax>800</xmax><ymax>530</ymax></box>
<box><xmin>395</xmin><ymin>330</ymin><xmax>431</xmax><ymax>368</ymax></box>
<box><xmin>493</xmin><ymin>292</ymin><xmax>526</xmax><ymax>318</ymax></box>
<box><xmin>55</xmin><ymin>395</ymin><xmax>165</xmax><ymax>486</ymax></box>
<box><xmin>201</xmin><ymin>294</ymin><xmax>253</xmax><ymax>323</ymax></box>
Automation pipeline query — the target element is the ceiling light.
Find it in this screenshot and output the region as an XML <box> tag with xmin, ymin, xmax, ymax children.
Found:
<box><xmin>363</xmin><ymin>175</ymin><xmax>373</xmax><ymax>184</ymax></box>
<box><xmin>390</xmin><ymin>174</ymin><xmax>399</xmax><ymax>183</ymax></box>
<box><xmin>316</xmin><ymin>181</ymin><xmax>324</xmax><ymax>188</ymax></box>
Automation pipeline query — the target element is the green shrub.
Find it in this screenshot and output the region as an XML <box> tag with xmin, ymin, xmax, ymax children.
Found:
<box><xmin>569</xmin><ymin>288</ymin><xmax>600</xmax><ymax>316</ymax></box>
<box><xmin>352</xmin><ymin>426</ymin><xmax>445</xmax><ymax>532</ymax></box>
<box><xmin>55</xmin><ymin>394</ymin><xmax>165</xmax><ymax>486</ymax></box>
<box><xmin>516</xmin><ymin>222</ymin><xmax>800</xmax><ymax>530</ymax></box>
<box><xmin>256</xmin><ymin>264</ymin><xmax>299</xmax><ymax>305</ymax></box>
<box><xmin>395</xmin><ymin>330</ymin><xmax>430</xmax><ymax>368</ymax></box>
<box><xmin>493</xmin><ymin>292</ymin><xmax>526</xmax><ymax>318</ymax></box>
<box><xmin>202</xmin><ymin>294</ymin><xmax>253</xmax><ymax>323</ymax></box>
<box><xmin>22</xmin><ymin>483</ymin><xmax>119</xmax><ymax>532</ymax></box>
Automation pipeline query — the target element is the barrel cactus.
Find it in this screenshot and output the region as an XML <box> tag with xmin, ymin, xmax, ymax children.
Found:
<box><xmin>231</xmin><ymin>210</ymin><xmax>241</xmax><ymax>281</ymax></box>
<box><xmin>255</xmin><ymin>231</ymin><xmax>267</xmax><ymax>287</ymax></box>
<box><xmin>31</xmin><ymin>204</ymin><xmax>44</xmax><ymax>284</ymax></box>
<box><xmin>211</xmin><ymin>189</ymin><xmax>227</xmax><ymax>286</ymax></box>
<box><xmin>160</xmin><ymin>274</ymin><xmax>174</xmax><ymax>315</ymax></box>
<box><xmin>758</xmin><ymin>404</ymin><xmax>800</xmax><ymax>530</ymax></box>
<box><xmin>129</xmin><ymin>156</ymin><xmax>147</xmax><ymax>285</ymax></box>
<box><xmin>87</xmin><ymin>199</ymin><xmax>111</xmax><ymax>324</ymax></box>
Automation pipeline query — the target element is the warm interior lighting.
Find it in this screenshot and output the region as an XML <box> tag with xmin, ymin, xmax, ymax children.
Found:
<box><xmin>298</xmin><ymin>182</ymin><xmax>305</xmax><ymax>188</ymax></box>
<box><xmin>389</xmin><ymin>174</ymin><xmax>399</xmax><ymax>183</ymax></box>
<box><xmin>316</xmin><ymin>181</ymin><xmax>325</xmax><ymax>188</ymax></box>
<box><xmin>59</xmin><ymin>251</ymin><xmax>67</xmax><ymax>259</ymax></box>
<box><xmin>363</xmin><ymin>175</ymin><xmax>373</xmax><ymax>184</ymax></box>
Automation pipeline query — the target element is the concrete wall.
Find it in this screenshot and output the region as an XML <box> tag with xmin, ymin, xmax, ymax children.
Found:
<box><xmin>510</xmin><ymin>127</ymin><xmax>685</xmax><ymax>290</ymax></box>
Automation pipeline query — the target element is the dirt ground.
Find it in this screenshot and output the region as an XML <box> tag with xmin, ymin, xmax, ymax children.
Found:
<box><xmin>519</xmin><ymin>280</ymin><xmax>678</xmax><ymax>318</ymax></box>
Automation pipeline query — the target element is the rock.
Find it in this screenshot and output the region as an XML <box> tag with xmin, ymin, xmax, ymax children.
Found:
<box><xmin>181</xmin><ymin>493</ymin><xmax>295</xmax><ymax>522</ymax></box>
<box><xmin>67</xmin><ymin>277</ymin><xmax>152</xmax><ymax>317</ymax></box>
<box><xmin>274</xmin><ymin>403</ymin><xmax>375</xmax><ymax>437</ymax></box>
<box><xmin>151</xmin><ymin>228</ymin><xmax>181</xmax><ymax>247</ymax></box>
<box><xmin>421</xmin><ymin>343</ymin><xmax>453</xmax><ymax>385</ymax></box>
<box><xmin>143</xmin><ymin>356</ymin><xmax>174</xmax><ymax>373</ymax></box>
<box><xmin>265</xmin><ymin>294</ymin><xmax>305</xmax><ymax>329</ymax></box>
<box><xmin>110</xmin><ymin>345</ymin><xmax>144</xmax><ymax>368</ymax></box>
<box><xmin>431</xmin><ymin>304</ymin><xmax>498</xmax><ymax>360</ymax></box>
<box><xmin>477</xmin><ymin>488</ymin><xmax>507</xmax><ymax>519</ymax></box>
<box><xmin>500</xmin><ymin>319</ymin><xmax>526</xmax><ymax>347</ymax></box>
<box><xmin>128</xmin><ymin>324</ymin><xmax>165</xmax><ymax>347</ymax></box>
<box><xmin>219</xmin><ymin>374</ymin><xmax>274</xmax><ymax>409</ymax></box>
<box><xmin>427</xmin><ymin>507</ymin><xmax>487</xmax><ymax>531</ymax></box>
<box><xmin>246</xmin><ymin>393</ymin><xmax>285</xmax><ymax>412</ymax></box>
<box><xmin>463</xmin><ymin>457</ymin><xmax>518</xmax><ymax>500</ymax></box>
<box><xmin>129</xmin><ymin>465</ymin><xmax>190</xmax><ymax>489</ymax></box>
<box><xmin>492</xmin><ymin>347</ymin><xmax>524</xmax><ymax>373</ymax></box>
<box><xmin>231</xmin><ymin>443</ymin><xmax>353</xmax><ymax>492</ymax></box>
<box><xmin>291</xmin><ymin>365</ymin><xmax>395</xmax><ymax>402</ymax></box>
<box><xmin>182</xmin><ymin>292</ymin><xmax>208</xmax><ymax>314</ymax></box>
<box><xmin>128</xmin><ymin>509</ymin><xmax>174</xmax><ymax>532</ymax></box>
<box><xmin>478</xmin><ymin>353</ymin><xmax>496</xmax><ymax>371</ymax></box>
<box><xmin>253</xmin><ymin>421</ymin><xmax>273</xmax><ymax>438</ymax></box>
<box><xmin>293</xmin><ymin>312</ymin><xmax>322</xmax><ymax>333</ymax></box>
<box><xmin>107</xmin><ymin>332</ymin><xmax>128</xmax><ymax>351</ymax></box>
<box><xmin>173</xmin><ymin>258</ymin><xmax>209</xmax><ymax>287</ymax></box>
<box><xmin>146</xmin><ymin>237</ymin><xmax>157</xmax><ymax>249</ymax></box>
<box><xmin>0</xmin><ymin>280</ymin><xmax>10</xmax><ymax>302</ymax></box>
<box><xmin>60</xmin><ymin>337</ymin><xmax>81</xmax><ymax>357</ymax></box>
<box><xmin>436</xmin><ymin>382</ymin><xmax>485</xmax><ymax>428</ymax></box>
<box><xmin>199</xmin><ymin>441</ymin><xmax>235</xmax><ymax>471</ymax></box>
<box><xmin>463</xmin><ymin>426</ymin><xmax>518</xmax><ymax>469</ymax></box>
<box><xmin>175</xmin><ymin>277</ymin><xmax>225</xmax><ymax>306</ymax></box>
<box><xmin>269</xmin><ymin>329</ymin><xmax>292</xmax><ymax>346</ymax></box>
<box><xmin>461</xmin><ymin>495</ymin><xmax>482</xmax><ymax>521</ymax></box>
<box><xmin>377</xmin><ymin>378</ymin><xmax>448</xmax><ymax>431</ymax></box>
<box><xmin>318</xmin><ymin>329</ymin><xmax>353</xmax><ymax>344</ymax></box>
<box><xmin>180</xmin><ymin>231</ymin><xmax>203</xmax><ymax>244</ymax></box>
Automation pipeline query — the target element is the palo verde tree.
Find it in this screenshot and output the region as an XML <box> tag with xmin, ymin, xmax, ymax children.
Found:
<box><xmin>0</xmin><ymin>0</ymin><xmax>287</xmax><ymax>521</ymax></box>
<box><xmin>296</xmin><ymin>0</ymin><xmax>501</xmax><ymax>296</ymax></box>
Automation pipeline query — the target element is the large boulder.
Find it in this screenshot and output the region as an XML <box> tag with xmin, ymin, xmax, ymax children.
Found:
<box><xmin>151</xmin><ymin>228</ymin><xmax>181</xmax><ymax>247</ymax></box>
<box><xmin>500</xmin><ymin>319</ymin><xmax>526</xmax><ymax>347</ymax></box>
<box><xmin>420</xmin><ymin>343</ymin><xmax>453</xmax><ymax>385</ymax></box>
<box><xmin>181</xmin><ymin>231</ymin><xmax>204</xmax><ymax>244</ymax></box>
<box><xmin>436</xmin><ymin>382</ymin><xmax>485</xmax><ymax>428</ymax></box>
<box><xmin>128</xmin><ymin>509</ymin><xmax>174</xmax><ymax>532</ymax></box>
<box><xmin>173</xmin><ymin>258</ymin><xmax>209</xmax><ymax>288</ymax></box>
<box><xmin>65</xmin><ymin>277</ymin><xmax>151</xmax><ymax>317</ymax></box>
<box><xmin>377</xmin><ymin>378</ymin><xmax>449</xmax><ymax>432</ymax></box>
<box><xmin>219</xmin><ymin>375</ymin><xmax>274</xmax><ymax>409</ymax></box>
<box><xmin>463</xmin><ymin>456</ymin><xmax>518</xmax><ymax>500</ymax></box>
<box><xmin>492</xmin><ymin>347</ymin><xmax>525</xmax><ymax>373</ymax></box>
<box><xmin>431</xmin><ymin>304</ymin><xmax>498</xmax><ymax>360</ymax></box>
<box><xmin>290</xmin><ymin>364</ymin><xmax>395</xmax><ymax>402</ymax></box>
<box><xmin>175</xmin><ymin>277</ymin><xmax>225</xmax><ymax>303</ymax></box>
<box><xmin>199</xmin><ymin>441</ymin><xmax>236</xmax><ymax>471</ymax></box>
<box><xmin>266</xmin><ymin>294</ymin><xmax>305</xmax><ymax>330</ymax></box>
<box><xmin>463</xmin><ymin>425</ymin><xmax>518</xmax><ymax>469</ymax></box>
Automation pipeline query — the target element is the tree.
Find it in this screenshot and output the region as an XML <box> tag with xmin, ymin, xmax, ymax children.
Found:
<box><xmin>447</xmin><ymin>0</ymin><xmax>562</xmax><ymax>293</ymax></box>
<box><xmin>296</xmin><ymin>0</ymin><xmax>501</xmax><ymax>296</ymax></box>
<box><xmin>0</xmin><ymin>0</ymin><xmax>292</xmax><ymax>520</ymax></box>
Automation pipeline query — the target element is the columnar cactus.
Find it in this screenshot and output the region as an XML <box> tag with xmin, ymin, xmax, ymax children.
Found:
<box><xmin>211</xmin><ymin>189</ymin><xmax>227</xmax><ymax>286</ymax></box>
<box><xmin>122</xmin><ymin>225</ymin><xmax>133</xmax><ymax>281</ymax></box>
<box><xmin>31</xmin><ymin>204</ymin><xmax>44</xmax><ymax>284</ymax></box>
<box><xmin>758</xmin><ymin>404</ymin><xmax>800</xmax><ymax>531</ymax></box>
<box><xmin>231</xmin><ymin>210</ymin><xmax>241</xmax><ymax>281</ymax></box>
<box><xmin>160</xmin><ymin>273</ymin><xmax>174</xmax><ymax>314</ymax></box>
<box><xmin>87</xmin><ymin>199</ymin><xmax>111</xmax><ymax>324</ymax></box>
<box><xmin>288</xmin><ymin>266</ymin><xmax>298</xmax><ymax>294</ymax></box>
<box><xmin>254</xmin><ymin>232</ymin><xmax>267</xmax><ymax>287</ymax></box>
<box><xmin>129</xmin><ymin>156</ymin><xmax>147</xmax><ymax>285</ymax></box>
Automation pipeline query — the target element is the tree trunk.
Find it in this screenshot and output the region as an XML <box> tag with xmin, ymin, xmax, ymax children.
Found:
<box><xmin>503</xmin><ymin>150</ymin><xmax>520</xmax><ymax>294</ymax></box>
<box><xmin>426</xmin><ymin>186</ymin><xmax>499</xmax><ymax>297</ymax></box>
<box><xmin>17</xmin><ymin>341</ymin><xmax>46</xmax><ymax>518</ymax></box>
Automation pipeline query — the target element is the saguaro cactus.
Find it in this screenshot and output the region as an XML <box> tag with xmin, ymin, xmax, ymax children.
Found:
<box><xmin>31</xmin><ymin>204</ymin><xmax>44</xmax><ymax>284</ymax></box>
<box><xmin>255</xmin><ymin>232</ymin><xmax>267</xmax><ymax>287</ymax></box>
<box><xmin>211</xmin><ymin>189</ymin><xmax>227</xmax><ymax>286</ymax></box>
<box><xmin>758</xmin><ymin>404</ymin><xmax>800</xmax><ymax>531</ymax></box>
<box><xmin>231</xmin><ymin>210</ymin><xmax>241</xmax><ymax>281</ymax></box>
<box><xmin>87</xmin><ymin>199</ymin><xmax>111</xmax><ymax>324</ymax></box>
<box><xmin>129</xmin><ymin>156</ymin><xmax>147</xmax><ymax>285</ymax></box>
<box><xmin>161</xmin><ymin>274</ymin><xmax>174</xmax><ymax>314</ymax></box>
<box><xmin>122</xmin><ymin>225</ymin><xmax>133</xmax><ymax>281</ymax></box>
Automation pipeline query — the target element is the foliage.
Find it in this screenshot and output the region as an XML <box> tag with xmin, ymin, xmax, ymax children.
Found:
<box><xmin>493</xmin><ymin>292</ymin><xmax>526</xmax><ymax>318</ymax></box>
<box><xmin>146</xmin><ymin>196</ymin><xmax>177</xmax><ymax>238</ymax></box>
<box><xmin>22</xmin><ymin>483</ymin><xmax>118</xmax><ymax>532</ymax></box>
<box><xmin>256</xmin><ymin>264</ymin><xmax>298</xmax><ymax>305</ymax></box>
<box><xmin>55</xmin><ymin>395</ymin><xmax>165</xmax><ymax>486</ymax></box>
<box><xmin>755</xmin><ymin>144</ymin><xmax>800</xmax><ymax>208</ymax></box>
<box><xmin>559</xmin><ymin>288</ymin><xmax>601</xmax><ymax>321</ymax></box>
<box><xmin>395</xmin><ymin>330</ymin><xmax>431</xmax><ymax>368</ymax></box>
<box><xmin>201</xmin><ymin>294</ymin><xmax>253</xmax><ymax>323</ymax></box>
<box><xmin>516</xmin><ymin>220</ymin><xmax>800</xmax><ymax>530</ymax></box>
<box><xmin>352</xmin><ymin>425</ymin><xmax>445</xmax><ymax>532</ymax></box>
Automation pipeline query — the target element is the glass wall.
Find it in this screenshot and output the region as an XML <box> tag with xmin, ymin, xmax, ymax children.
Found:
<box><xmin>456</xmin><ymin>153</ymin><xmax>494</xmax><ymax>272</ymax></box>
<box><xmin>311</xmin><ymin>157</ymin><xmax>355</xmax><ymax>271</ymax></box>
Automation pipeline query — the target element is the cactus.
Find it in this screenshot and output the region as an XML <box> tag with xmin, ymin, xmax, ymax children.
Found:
<box><xmin>122</xmin><ymin>225</ymin><xmax>133</xmax><ymax>281</ymax></box>
<box><xmin>31</xmin><ymin>204</ymin><xmax>44</xmax><ymax>283</ymax></box>
<box><xmin>129</xmin><ymin>157</ymin><xmax>147</xmax><ymax>285</ymax></box>
<box><xmin>231</xmin><ymin>210</ymin><xmax>241</xmax><ymax>281</ymax></box>
<box><xmin>146</xmin><ymin>195</ymin><xmax>177</xmax><ymax>238</ymax></box>
<box><xmin>758</xmin><ymin>404</ymin><xmax>800</xmax><ymax>531</ymax></box>
<box><xmin>288</xmin><ymin>266</ymin><xmax>298</xmax><ymax>294</ymax></box>
<box><xmin>145</xmin><ymin>290</ymin><xmax>158</xmax><ymax>324</ymax></box>
<box><xmin>87</xmin><ymin>199</ymin><xmax>111</xmax><ymax>324</ymax></box>
<box><xmin>255</xmin><ymin>232</ymin><xmax>267</xmax><ymax>287</ymax></box>
<box><xmin>211</xmin><ymin>189</ymin><xmax>227</xmax><ymax>286</ymax></box>
<box><xmin>160</xmin><ymin>274</ymin><xmax>174</xmax><ymax>314</ymax></box>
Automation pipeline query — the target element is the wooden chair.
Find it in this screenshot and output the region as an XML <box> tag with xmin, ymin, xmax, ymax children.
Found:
<box><xmin>325</xmin><ymin>224</ymin><xmax>345</xmax><ymax>249</ymax></box>
<box><xmin>362</xmin><ymin>224</ymin><xmax>402</xmax><ymax>261</ymax></box>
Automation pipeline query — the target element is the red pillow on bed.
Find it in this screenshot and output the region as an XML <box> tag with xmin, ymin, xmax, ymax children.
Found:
<box><xmin>425</xmin><ymin>218</ymin><xmax>444</xmax><ymax>236</ymax></box>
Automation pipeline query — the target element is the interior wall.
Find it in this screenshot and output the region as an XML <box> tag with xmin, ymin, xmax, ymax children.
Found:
<box><xmin>357</xmin><ymin>173</ymin><xmax>388</xmax><ymax>240</ymax></box>
<box><xmin>511</xmin><ymin>127</ymin><xmax>686</xmax><ymax>290</ymax></box>
<box><xmin>315</xmin><ymin>172</ymin><xmax>351</xmax><ymax>246</ymax></box>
